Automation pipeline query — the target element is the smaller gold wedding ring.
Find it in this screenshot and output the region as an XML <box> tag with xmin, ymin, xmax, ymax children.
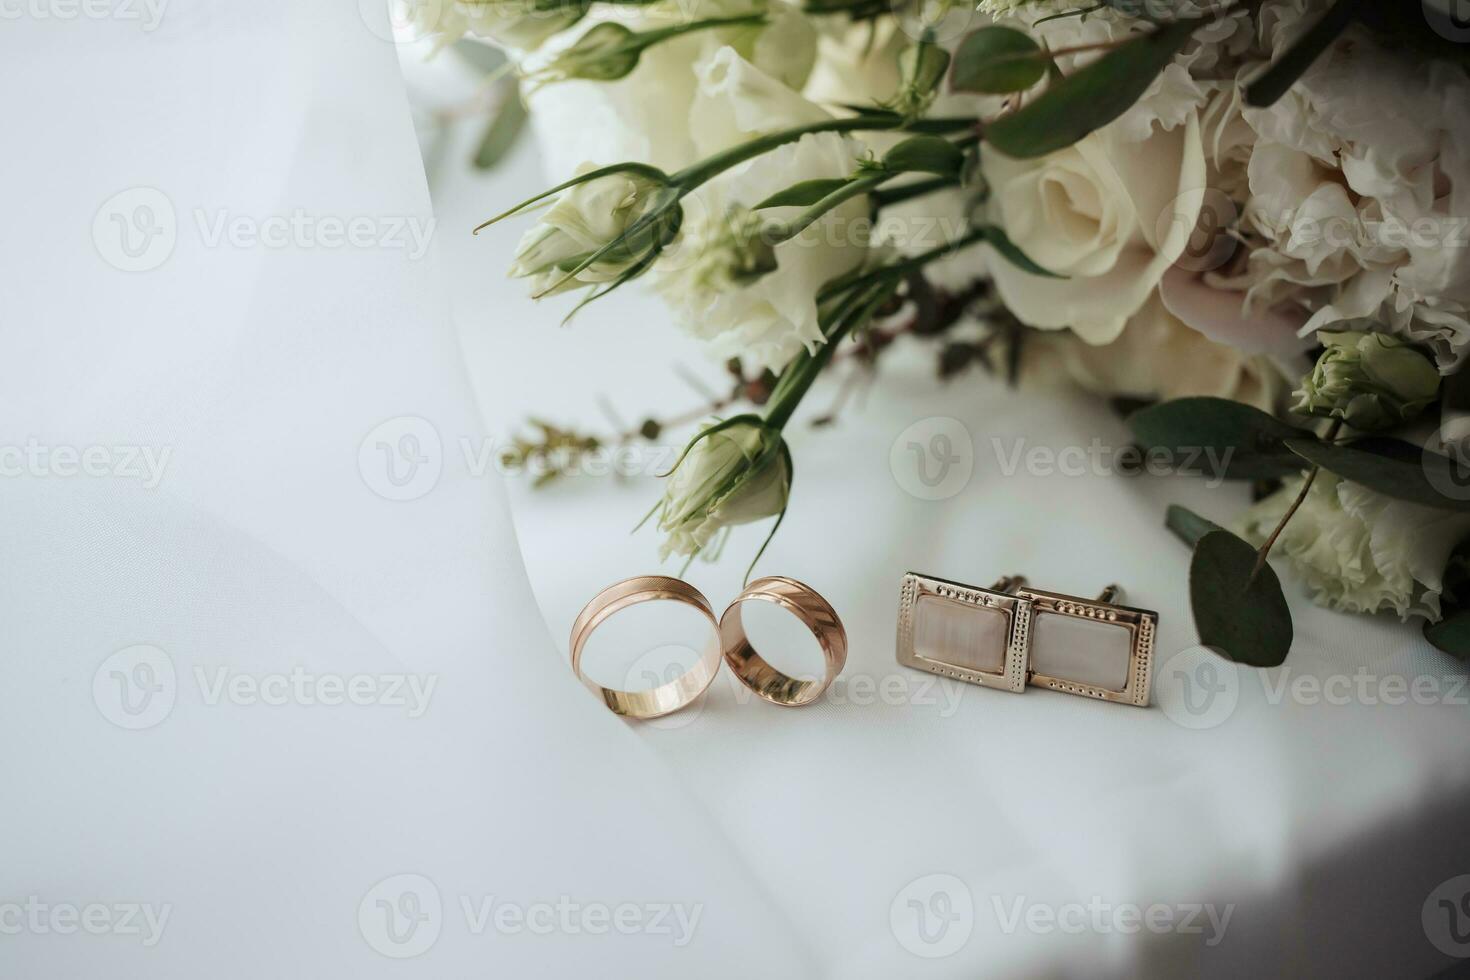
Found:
<box><xmin>719</xmin><ymin>576</ymin><xmax>847</xmax><ymax>707</ymax></box>
<box><xmin>569</xmin><ymin>576</ymin><xmax>722</xmax><ymax>719</ymax></box>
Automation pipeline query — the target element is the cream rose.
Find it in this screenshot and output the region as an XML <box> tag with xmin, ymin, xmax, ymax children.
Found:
<box><xmin>981</xmin><ymin>113</ymin><xmax>1207</xmax><ymax>345</ymax></box>
<box><xmin>1021</xmin><ymin>292</ymin><xmax>1287</xmax><ymax>412</ymax></box>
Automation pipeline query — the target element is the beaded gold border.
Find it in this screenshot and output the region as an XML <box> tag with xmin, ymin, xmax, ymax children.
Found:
<box><xmin>895</xmin><ymin>572</ymin><xmax>1031</xmax><ymax>694</ymax></box>
<box><xmin>1015</xmin><ymin>587</ymin><xmax>1156</xmax><ymax>707</ymax></box>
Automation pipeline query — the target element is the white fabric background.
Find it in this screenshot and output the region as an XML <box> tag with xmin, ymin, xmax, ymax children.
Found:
<box><xmin>0</xmin><ymin>4</ymin><xmax>807</xmax><ymax>976</ymax></box>
<box><xmin>3</xmin><ymin>3</ymin><xmax>1470</xmax><ymax>976</ymax></box>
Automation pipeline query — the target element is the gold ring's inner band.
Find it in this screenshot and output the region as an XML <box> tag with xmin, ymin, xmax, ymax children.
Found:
<box><xmin>719</xmin><ymin>576</ymin><xmax>846</xmax><ymax>707</ymax></box>
<box><xmin>569</xmin><ymin>576</ymin><xmax>722</xmax><ymax>719</ymax></box>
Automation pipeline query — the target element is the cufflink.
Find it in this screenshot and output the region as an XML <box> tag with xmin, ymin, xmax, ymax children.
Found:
<box><xmin>1015</xmin><ymin>584</ymin><xmax>1157</xmax><ymax>707</ymax></box>
<box><xmin>896</xmin><ymin>572</ymin><xmax>1032</xmax><ymax>693</ymax></box>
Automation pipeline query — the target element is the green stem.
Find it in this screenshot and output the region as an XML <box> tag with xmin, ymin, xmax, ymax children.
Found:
<box><xmin>763</xmin><ymin>280</ymin><xmax>895</xmax><ymax>430</ymax></box>
<box><xmin>1250</xmin><ymin>418</ymin><xmax>1344</xmax><ymax>580</ymax></box>
<box><xmin>818</xmin><ymin>225</ymin><xmax>987</xmax><ymax>303</ymax></box>
<box><xmin>769</xmin><ymin>172</ymin><xmax>890</xmax><ymax>245</ymax></box>
<box><xmin>873</xmin><ymin>174</ymin><xmax>962</xmax><ymax>209</ymax></box>
<box><xmin>671</xmin><ymin>113</ymin><xmax>976</xmax><ymax>191</ymax></box>
<box><xmin>633</xmin><ymin>13</ymin><xmax>765</xmax><ymax>48</ymax></box>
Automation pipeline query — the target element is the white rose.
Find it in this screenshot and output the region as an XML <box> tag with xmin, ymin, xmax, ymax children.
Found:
<box><xmin>981</xmin><ymin>112</ymin><xmax>1207</xmax><ymax>344</ymax></box>
<box><xmin>653</xmin><ymin>132</ymin><xmax>870</xmax><ymax>371</ymax></box>
<box><xmin>1239</xmin><ymin>472</ymin><xmax>1470</xmax><ymax>621</ymax></box>
<box><xmin>1022</xmin><ymin>291</ymin><xmax>1288</xmax><ymax>412</ymax></box>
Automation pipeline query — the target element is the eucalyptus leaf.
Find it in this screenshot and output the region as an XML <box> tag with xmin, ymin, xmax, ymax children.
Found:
<box><xmin>1190</xmin><ymin>530</ymin><xmax>1294</xmax><ymax>668</ymax></box>
<box><xmin>882</xmin><ymin>136</ymin><xmax>965</xmax><ymax>178</ymax></box>
<box><xmin>1164</xmin><ymin>504</ymin><xmax>1225</xmax><ymax>549</ymax></box>
<box><xmin>1426</xmin><ymin>537</ymin><xmax>1470</xmax><ymax>660</ymax></box>
<box><xmin>1425</xmin><ymin>611</ymin><xmax>1470</xmax><ymax>661</ymax></box>
<box><xmin>1128</xmin><ymin>397</ymin><xmax>1316</xmax><ymax>481</ymax></box>
<box><xmin>755</xmin><ymin>178</ymin><xmax>851</xmax><ymax>209</ymax></box>
<box><xmin>1285</xmin><ymin>437</ymin><xmax>1470</xmax><ymax>511</ymax></box>
<box><xmin>951</xmin><ymin>26</ymin><xmax>1046</xmax><ymax>94</ymax></box>
<box><xmin>984</xmin><ymin>16</ymin><xmax>1202</xmax><ymax>158</ymax></box>
<box><xmin>1244</xmin><ymin>0</ymin><xmax>1357</xmax><ymax>107</ymax></box>
<box><xmin>473</xmin><ymin>95</ymin><xmax>527</xmax><ymax>171</ymax></box>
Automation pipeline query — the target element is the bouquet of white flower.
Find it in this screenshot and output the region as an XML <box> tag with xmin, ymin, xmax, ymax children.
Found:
<box><xmin>421</xmin><ymin>0</ymin><xmax>1470</xmax><ymax>666</ymax></box>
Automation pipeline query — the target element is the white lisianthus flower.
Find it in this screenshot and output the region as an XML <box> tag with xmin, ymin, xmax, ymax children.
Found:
<box><xmin>981</xmin><ymin>112</ymin><xmax>1207</xmax><ymax>344</ymax></box>
<box><xmin>526</xmin><ymin>0</ymin><xmax>817</xmax><ymax>175</ymax></box>
<box><xmin>1021</xmin><ymin>292</ymin><xmax>1288</xmax><ymax>412</ymax></box>
<box><xmin>1239</xmin><ymin>472</ymin><xmax>1470</xmax><ymax>621</ymax></box>
<box><xmin>1207</xmin><ymin>1</ymin><xmax>1470</xmax><ymax>368</ymax></box>
<box><xmin>396</xmin><ymin>0</ymin><xmax>584</xmax><ymax>52</ymax></box>
<box><xmin>690</xmin><ymin>46</ymin><xmax>828</xmax><ymax>158</ymax></box>
<box><xmin>460</xmin><ymin>0</ymin><xmax>588</xmax><ymax>51</ymax></box>
<box><xmin>508</xmin><ymin>164</ymin><xmax>671</xmax><ymax>296</ymax></box>
<box><xmin>653</xmin><ymin>132</ymin><xmax>870</xmax><ymax>371</ymax></box>
<box><xmin>657</xmin><ymin>418</ymin><xmax>790</xmax><ymax>560</ymax></box>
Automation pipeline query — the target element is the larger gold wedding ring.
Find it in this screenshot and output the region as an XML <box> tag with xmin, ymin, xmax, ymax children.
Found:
<box><xmin>569</xmin><ymin>576</ymin><xmax>722</xmax><ymax>719</ymax></box>
<box><xmin>720</xmin><ymin>575</ymin><xmax>847</xmax><ymax>707</ymax></box>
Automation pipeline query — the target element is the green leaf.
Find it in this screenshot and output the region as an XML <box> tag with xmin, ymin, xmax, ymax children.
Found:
<box><xmin>1244</xmin><ymin>0</ymin><xmax>1357</xmax><ymax>108</ymax></box>
<box><xmin>1165</xmin><ymin>504</ymin><xmax>1225</xmax><ymax>550</ymax></box>
<box><xmin>1285</xmin><ymin>437</ymin><xmax>1470</xmax><ymax>511</ymax></box>
<box><xmin>755</xmin><ymin>178</ymin><xmax>851</xmax><ymax>209</ymax></box>
<box><xmin>1128</xmin><ymin>397</ymin><xmax>1316</xmax><ymax>481</ymax></box>
<box><xmin>882</xmin><ymin>136</ymin><xmax>964</xmax><ymax>178</ymax></box>
<box><xmin>951</xmin><ymin>26</ymin><xmax>1046</xmax><ymax>94</ymax></box>
<box><xmin>984</xmin><ymin>16</ymin><xmax>1202</xmax><ymax>158</ymax></box>
<box><xmin>472</xmin><ymin>95</ymin><xmax>527</xmax><ymax>171</ymax></box>
<box><xmin>1425</xmin><ymin>612</ymin><xmax>1470</xmax><ymax>661</ymax></box>
<box><xmin>1426</xmin><ymin>537</ymin><xmax>1470</xmax><ymax>660</ymax></box>
<box><xmin>977</xmin><ymin>225</ymin><xmax>1062</xmax><ymax>278</ymax></box>
<box><xmin>1190</xmin><ymin>530</ymin><xmax>1294</xmax><ymax>668</ymax></box>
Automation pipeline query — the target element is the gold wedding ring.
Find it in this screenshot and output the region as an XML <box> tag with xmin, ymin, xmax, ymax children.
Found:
<box><xmin>719</xmin><ymin>575</ymin><xmax>847</xmax><ymax>707</ymax></box>
<box><xmin>569</xmin><ymin>575</ymin><xmax>722</xmax><ymax>719</ymax></box>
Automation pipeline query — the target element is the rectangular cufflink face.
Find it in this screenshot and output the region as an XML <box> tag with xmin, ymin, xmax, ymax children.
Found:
<box><xmin>1016</xmin><ymin>588</ymin><xmax>1156</xmax><ymax>707</ymax></box>
<box><xmin>896</xmin><ymin>572</ymin><xmax>1030</xmax><ymax>693</ymax></box>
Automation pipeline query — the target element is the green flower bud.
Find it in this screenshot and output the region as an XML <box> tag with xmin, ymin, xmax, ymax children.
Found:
<box><xmin>889</xmin><ymin>41</ymin><xmax>951</xmax><ymax>119</ymax></box>
<box><xmin>1293</xmin><ymin>330</ymin><xmax>1440</xmax><ymax>431</ymax></box>
<box><xmin>537</xmin><ymin>22</ymin><xmax>642</xmax><ymax>83</ymax></box>
<box><xmin>657</xmin><ymin>418</ymin><xmax>790</xmax><ymax>560</ymax></box>
<box><xmin>507</xmin><ymin>165</ymin><xmax>675</xmax><ymax>297</ymax></box>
